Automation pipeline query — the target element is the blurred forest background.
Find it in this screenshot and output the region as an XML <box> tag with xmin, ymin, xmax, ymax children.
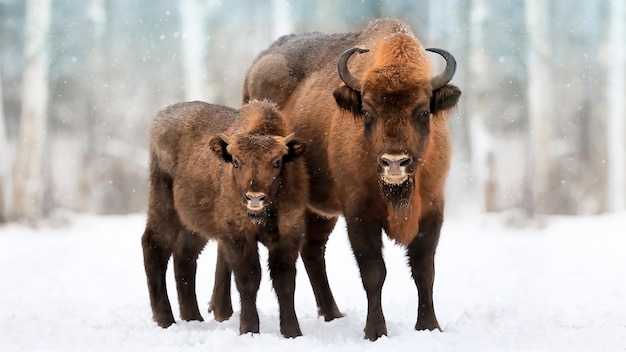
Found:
<box><xmin>0</xmin><ymin>0</ymin><xmax>624</xmax><ymax>225</ymax></box>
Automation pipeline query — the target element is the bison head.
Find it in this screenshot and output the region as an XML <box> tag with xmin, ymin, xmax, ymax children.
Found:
<box><xmin>332</xmin><ymin>40</ymin><xmax>461</xmax><ymax>207</ymax></box>
<box><xmin>209</xmin><ymin>132</ymin><xmax>306</xmax><ymax>223</ymax></box>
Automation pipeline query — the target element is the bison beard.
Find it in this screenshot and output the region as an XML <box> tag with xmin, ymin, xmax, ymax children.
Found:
<box><xmin>251</xmin><ymin>208</ymin><xmax>281</xmax><ymax>245</ymax></box>
<box><xmin>380</xmin><ymin>177</ymin><xmax>414</xmax><ymax>208</ymax></box>
<box><xmin>248</xmin><ymin>207</ymin><xmax>271</xmax><ymax>225</ymax></box>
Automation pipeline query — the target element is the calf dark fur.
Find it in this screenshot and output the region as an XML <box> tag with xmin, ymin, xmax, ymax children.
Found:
<box><xmin>141</xmin><ymin>100</ymin><xmax>308</xmax><ymax>338</ymax></box>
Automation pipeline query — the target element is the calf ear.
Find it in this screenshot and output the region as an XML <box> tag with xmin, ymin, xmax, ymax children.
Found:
<box><xmin>283</xmin><ymin>139</ymin><xmax>307</xmax><ymax>163</ymax></box>
<box><xmin>430</xmin><ymin>84</ymin><xmax>461</xmax><ymax>115</ymax></box>
<box><xmin>209</xmin><ymin>134</ymin><xmax>232</xmax><ymax>163</ymax></box>
<box><xmin>333</xmin><ymin>86</ymin><xmax>362</xmax><ymax>114</ymax></box>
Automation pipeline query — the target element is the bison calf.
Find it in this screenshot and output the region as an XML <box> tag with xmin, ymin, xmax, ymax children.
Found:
<box><xmin>141</xmin><ymin>100</ymin><xmax>308</xmax><ymax>338</ymax></box>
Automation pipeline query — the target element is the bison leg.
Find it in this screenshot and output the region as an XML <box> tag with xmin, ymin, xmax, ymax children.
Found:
<box><xmin>267</xmin><ymin>235</ymin><xmax>303</xmax><ymax>338</ymax></box>
<box><xmin>142</xmin><ymin>227</ymin><xmax>175</xmax><ymax>328</ymax></box>
<box><xmin>222</xmin><ymin>238</ymin><xmax>261</xmax><ymax>335</ymax></box>
<box><xmin>208</xmin><ymin>243</ymin><xmax>234</xmax><ymax>322</ymax></box>
<box><xmin>407</xmin><ymin>211</ymin><xmax>442</xmax><ymax>332</ymax></box>
<box><xmin>300</xmin><ymin>212</ymin><xmax>343</xmax><ymax>321</ymax></box>
<box><xmin>345</xmin><ymin>215</ymin><xmax>387</xmax><ymax>341</ymax></box>
<box><xmin>173</xmin><ymin>230</ymin><xmax>207</xmax><ymax>322</ymax></box>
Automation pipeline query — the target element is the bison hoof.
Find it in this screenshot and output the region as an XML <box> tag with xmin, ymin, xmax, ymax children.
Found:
<box><xmin>157</xmin><ymin>320</ymin><xmax>175</xmax><ymax>329</ymax></box>
<box><xmin>209</xmin><ymin>305</ymin><xmax>233</xmax><ymax>322</ymax></box>
<box><xmin>281</xmin><ymin>325</ymin><xmax>303</xmax><ymax>338</ymax></box>
<box><xmin>154</xmin><ymin>315</ymin><xmax>176</xmax><ymax>328</ymax></box>
<box><xmin>321</xmin><ymin>309</ymin><xmax>344</xmax><ymax>322</ymax></box>
<box><xmin>363</xmin><ymin>324</ymin><xmax>387</xmax><ymax>341</ymax></box>
<box><xmin>240</xmin><ymin>327</ymin><xmax>260</xmax><ymax>335</ymax></box>
<box><xmin>415</xmin><ymin>319</ymin><xmax>441</xmax><ymax>332</ymax></box>
<box><xmin>180</xmin><ymin>307</ymin><xmax>204</xmax><ymax>323</ymax></box>
<box><xmin>181</xmin><ymin>314</ymin><xmax>204</xmax><ymax>323</ymax></box>
<box><xmin>239</xmin><ymin>318</ymin><xmax>260</xmax><ymax>335</ymax></box>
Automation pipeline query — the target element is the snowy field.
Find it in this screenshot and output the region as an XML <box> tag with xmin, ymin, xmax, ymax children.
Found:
<box><xmin>0</xmin><ymin>212</ymin><xmax>625</xmax><ymax>352</ymax></box>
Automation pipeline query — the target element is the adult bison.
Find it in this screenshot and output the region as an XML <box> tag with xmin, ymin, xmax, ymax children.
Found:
<box><xmin>237</xmin><ymin>18</ymin><xmax>462</xmax><ymax>340</ymax></box>
<box><xmin>142</xmin><ymin>100</ymin><xmax>308</xmax><ymax>337</ymax></box>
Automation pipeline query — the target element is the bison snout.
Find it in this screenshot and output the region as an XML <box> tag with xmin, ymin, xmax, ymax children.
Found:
<box><xmin>379</xmin><ymin>153</ymin><xmax>413</xmax><ymax>184</ymax></box>
<box><xmin>245</xmin><ymin>192</ymin><xmax>267</xmax><ymax>210</ymax></box>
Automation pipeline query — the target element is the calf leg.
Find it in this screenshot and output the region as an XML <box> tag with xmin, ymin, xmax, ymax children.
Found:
<box><xmin>345</xmin><ymin>214</ymin><xmax>387</xmax><ymax>341</ymax></box>
<box><xmin>222</xmin><ymin>238</ymin><xmax>262</xmax><ymax>335</ymax></box>
<box><xmin>208</xmin><ymin>243</ymin><xmax>234</xmax><ymax>322</ymax></box>
<box><xmin>267</xmin><ymin>235</ymin><xmax>302</xmax><ymax>338</ymax></box>
<box><xmin>300</xmin><ymin>212</ymin><xmax>343</xmax><ymax>321</ymax></box>
<box><xmin>142</xmin><ymin>227</ymin><xmax>175</xmax><ymax>328</ymax></box>
<box><xmin>173</xmin><ymin>230</ymin><xmax>207</xmax><ymax>322</ymax></box>
<box><xmin>407</xmin><ymin>211</ymin><xmax>442</xmax><ymax>331</ymax></box>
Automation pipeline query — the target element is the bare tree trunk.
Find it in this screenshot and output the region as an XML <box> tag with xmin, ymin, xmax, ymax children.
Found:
<box><xmin>524</xmin><ymin>0</ymin><xmax>554</xmax><ymax>216</ymax></box>
<box><xmin>80</xmin><ymin>0</ymin><xmax>108</xmax><ymax>213</ymax></box>
<box><xmin>0</xmin><ymin>70</ymin><xmax>7</xmax><ymax>223</ymax></box>
<box><xmin>272</xmin><ymin>0</ymin><xmax>293</xmax><ymax>38</ymax></box>
<box><xmin>467</xmin><ymin>0</ymin><xmax>492</xmax><ymax>212</ymax></box>
<box><xmin>179</xmin><ymin>0</ymin><xmax>212</xmax><ymax>101</ymax></box>
<box><xmin>427</xmin><ymin>0</ymin><xmax>474</xmax><ymax>215</ymax></box>
<box><xmin>11</xmin><ymin>0</ymin><xmax>51</xmax><ymax>224</ymax></box>
<box><xmin>606</xmin><ymin>0</ymin><xmax>625</xmax><ymax>211</ymax></box>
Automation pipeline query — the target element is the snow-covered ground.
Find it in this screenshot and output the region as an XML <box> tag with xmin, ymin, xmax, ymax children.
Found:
<box><xmin>0</xmin><ymin>212</ymin><xmax>624</xmax><ymax>351</ymax></box>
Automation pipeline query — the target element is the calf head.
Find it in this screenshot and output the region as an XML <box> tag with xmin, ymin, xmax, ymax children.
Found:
<box><xmin>209</xmin><ymin>132</ymin><xmax>306</xmax><ymax>223</ymax></box>
<box><xmin>333</xmin><ymin>36</ymin><xmax>461</xmax><ymax>207</ymax></box>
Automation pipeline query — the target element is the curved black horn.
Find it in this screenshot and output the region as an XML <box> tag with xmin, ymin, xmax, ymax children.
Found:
<box><xmin>337</xmin><ymin>47</ymin><xmax>369</xmax><ymax>91</ymax></box>
<box><xmin>426</xmin><ymin>48</ymin><xmax>457</xmax><ymax>90</ymax></box>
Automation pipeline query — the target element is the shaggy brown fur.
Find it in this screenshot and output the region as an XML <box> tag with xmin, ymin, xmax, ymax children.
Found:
<box><xmin>224</xmin><ymin>18</ymin><xmax>462</xmax><ymax>341</ymax></box>
<box><xmin>141</xmin><ymin>100</ymin><xmax>308</xmax><ymax>338</ymax></box>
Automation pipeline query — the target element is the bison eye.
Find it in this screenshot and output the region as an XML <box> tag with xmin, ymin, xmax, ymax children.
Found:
<box><xmin>273</xmin><ymin>159</ymin><xmax>281</xmax><ymax>169</ymax></box>
<box><xmin>232</xmin><ymin>160</ymin><xmax>240</xmax><ymax>168</ymax></box>
<box><xmin>417</xmin><ymin>110</ymin><xmax>430</xmax><ymax>124</ymax></box>
<box><xmin>361</xmin><ymin>110</ymin><xmax>374</xmax><ymax>126</ymax></box>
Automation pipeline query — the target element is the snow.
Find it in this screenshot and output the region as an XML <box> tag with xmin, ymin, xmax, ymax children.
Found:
<box><xmin>1</xmin><ymin>212</ymin><xmax>625</xmax><ymax>351</ymax></box>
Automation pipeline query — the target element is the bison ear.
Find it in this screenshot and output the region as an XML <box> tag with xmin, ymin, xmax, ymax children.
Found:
<box><xmin>208</xmin><ymin>134</ymin><xmax>232</xmax><ymax>163</ymax></box>
<box><xmin>430</xmin><ymin>84</ymin><xmax>461</xmax><ymax>115</ymax></box>
<box><xmin>333</xmin><ymin>86</ymin><xmax>361</xmax><ymax>114</ymax></box>
<box><xmin>283</xmin><ymin>138</ymin><xmax>307</xmax><ymax>163</ymax></box>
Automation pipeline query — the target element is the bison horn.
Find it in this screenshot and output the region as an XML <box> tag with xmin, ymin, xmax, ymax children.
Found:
<box><xmin>275</xmin><ymin>132</ymin><xmax>295</xmax><ymax>145</ymax></box>
<box><xmin>218</xmin><ymin>133</ymin><xmax>233</xmax><ymax>145</ymax></box>
<box><xmin>426</xmin><ymin>48</ymin><xmax>457</xmax><ymax>90</ymax></box>
<box><xmin>337</xmin><ymin>47</ymin><xmax>369</xmax><ymax>91</ymax></box>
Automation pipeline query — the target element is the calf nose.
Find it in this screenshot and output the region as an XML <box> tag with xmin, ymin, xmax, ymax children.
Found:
<box><xmin>380</xmin><ymin>154</ymin><xmax>412</xmax><ymax>175</ymax></box>
<box><xmin>245</xmin><ymin>192</ymin><xmax>266</xmax><ymax>209</ymax></box>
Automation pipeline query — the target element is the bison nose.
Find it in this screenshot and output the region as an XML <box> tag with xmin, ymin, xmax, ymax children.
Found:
<box><xmin>245</xmin><ymin>192</ymin><xmax>266</xmax><ymax>210</ymax></box>
<box><xmin>379</xmin><ymin>153</ymin><xmax>413</xmax><ymax>185</ymax></box>
<box><xmin>380</xmin><ymin>154</ymin><xmax>412</xmax><ymax>175</ymax></box>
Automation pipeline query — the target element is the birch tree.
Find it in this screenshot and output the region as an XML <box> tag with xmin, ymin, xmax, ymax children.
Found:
<box><xmin>467</xmin><ymin>0</ymin><xmax>492</xmax><ymax>212</ymax></box>
<box><xmin>427</xmin><ymin>0</ymin><xmax>474</xmax><ymax>214</ymax></box>
<box><xmin>606</xmin><ymin>0</ymin><xmax>625</xmax><ymax>211</ymax></box>
<box><xmin>11</xmin><ymin>0</ymin><xmax>51</xmax><ymax>224</ymax></box>
<box><xmin>179</xmin><ymin>0</ymin><xmax>213</xmax><ymax>101</ymax></box>
<box><xmin>559</xmin><ymin>0</ymin><xmax>605</xmax><ymax>214</ymax></box>
<box><xmin>525</xmin><ymin>0</ymin><xmax>554</xmax><ymax>215</ymax></box>
<box><xmin>0</xmin><ymin>71</ymin><xmax>7</xmax><ymax>223</ymax></box>
<box><xmin>272</xmin><ymin>0</ymin><xmax>293</xmax><ymax>38</ymax></box>
<box><xmin>80</xmin><ymin>0</ymin><xmax>108</xmax><ymax>212</ymax></box>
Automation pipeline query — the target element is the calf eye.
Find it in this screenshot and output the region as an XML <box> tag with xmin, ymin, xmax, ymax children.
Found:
<box><xmin>417</xmin><ymin>110</ymin><xmax>430</xmax><ymax>124</ymax></box>
<box><xmin>233</xmin><ymin>160</ymin><xmax>240</xmax><ymax>168</ymax></box>
<box><xmin>273</xmin><ymin>160</ymin><xmax>281</xmax><ymax>168</ymax></box>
